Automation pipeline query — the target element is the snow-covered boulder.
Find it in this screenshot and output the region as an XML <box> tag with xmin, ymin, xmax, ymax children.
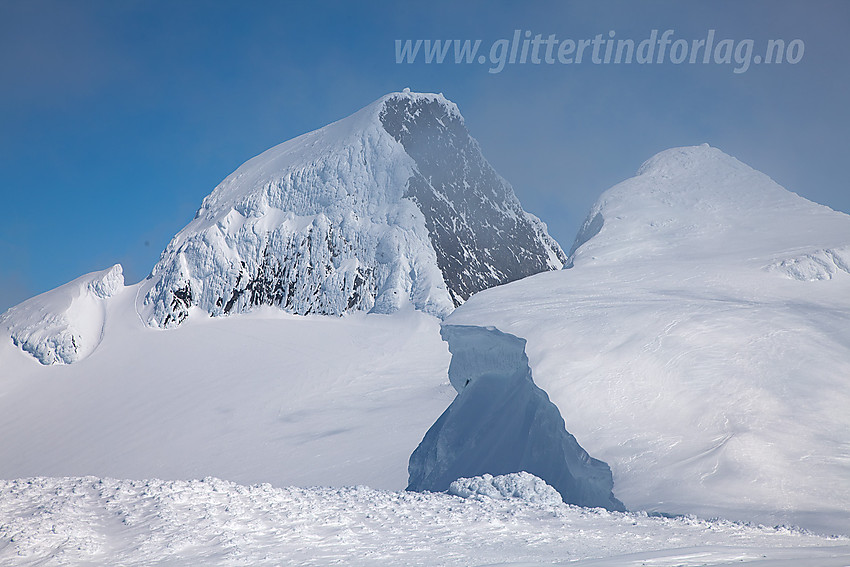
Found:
<box><xmin>448</xmin><ymin>472</ymin><xmax>564</xmax><ymax>506</ymax></box>
<box><xmin>1</xmin><ymin>265</ymin><xmax>124</xmax><ymax>365</ymax></box>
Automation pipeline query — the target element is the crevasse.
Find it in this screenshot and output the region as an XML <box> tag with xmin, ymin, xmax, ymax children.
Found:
<box><xmin>407</xmin><ymin>324</ymin><xmax>624</xmax><ymax>511</ymax></box>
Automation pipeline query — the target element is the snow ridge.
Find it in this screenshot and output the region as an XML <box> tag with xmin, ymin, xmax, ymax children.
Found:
<box><xmin>380</xmin><ymin>95</ymin><xmax>565</xmax><ymax>305</ymax></box>
<box><xmin>1</xmin><ymin>265</ymin><xmax>124</xmax><ymax>365</ymax></box>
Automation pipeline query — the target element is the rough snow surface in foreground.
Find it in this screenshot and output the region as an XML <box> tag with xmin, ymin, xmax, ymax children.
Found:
<box><xmin>1</xmin><ymin>477</ymin><xmax>848</xmax><ymax>567</ymax></box>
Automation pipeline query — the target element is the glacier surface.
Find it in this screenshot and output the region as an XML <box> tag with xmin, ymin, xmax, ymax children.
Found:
<box><xmin>0</xmin><ymin>294</ymin><xmax>453</xmax><ymax>490</ymax></box>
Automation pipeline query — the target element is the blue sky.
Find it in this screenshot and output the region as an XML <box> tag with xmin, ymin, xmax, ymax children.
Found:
<box><xmin>1</xmin><ymin>0</ymin><xmax>848</xmax><ymax>312</ymax></box>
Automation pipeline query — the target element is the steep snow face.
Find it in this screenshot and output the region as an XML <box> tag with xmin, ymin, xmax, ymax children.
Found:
<box><xmin>0</xmin><ymin>265</ymin><xmax>124</xmax><ymax>365</ymax></box>
<box><xmin>408</xmin><ymin>324</ymin><xmax>624</xmax><ymax>511</ymax></box>
<box><xmin>139</xmin><ymin>91</ymin><xmax>564</xmax><ymax>328</ymax></box>
<box><xmin>446</xmin><ymin>145</ymin><xmax>850</xmax><ymax>533</ymax></box>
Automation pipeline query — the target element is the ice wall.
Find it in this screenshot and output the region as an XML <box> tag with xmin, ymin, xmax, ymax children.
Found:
<box><xmin>407</xmin><ymin>324</ymin><xmax>624</xmax><ymax>511</ymax></box>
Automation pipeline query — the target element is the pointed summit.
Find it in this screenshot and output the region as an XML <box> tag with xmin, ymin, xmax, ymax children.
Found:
<box><xmin>139</xmin><ymin>91</ymin><xmax>565</xmax><ymax>328</ymax></box>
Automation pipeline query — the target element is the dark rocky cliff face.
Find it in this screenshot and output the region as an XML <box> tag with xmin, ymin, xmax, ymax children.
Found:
<box><xmin>380</xmin><ymin>96</ymin><xmax>565</xmax><ymax>305</ymax></box>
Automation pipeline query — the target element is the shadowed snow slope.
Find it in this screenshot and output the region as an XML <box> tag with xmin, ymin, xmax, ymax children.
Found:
<box><xmin>0</xmin><ymin>288</ymin><xmax>453</xmax><ymax>490</ymax></box>
<box><xmin>445</xmin><ymin>145</ymin><xmax>850</xmax><ymax>534</ymax></box>
<box><xmin>137</xmin><ymin>90</ymin><xmax>564</xmax><ymax>330</ymax></box>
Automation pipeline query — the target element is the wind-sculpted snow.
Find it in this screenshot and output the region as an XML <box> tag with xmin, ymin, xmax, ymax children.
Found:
<box><xmin>446</xmin><ymin>144</ymin><xmax>850</xmax><ymax>534</ymax></box>
<box><xmin>0</xmin><ymin>265</ymin><xmax>124</xmax><ymax>365</ymax></box>
<box><xmin>449</xmin><ymin>472</ymin><xmax>564</xmax><ymax>506</ymax></box>
<box><xmin>139</xmin><ymin>90</ymin><xmax>564</xmax><ymax>329</ymax></box>
<box><xmin>408</xmin><ymin>325</ymin><xmax>624</xmax><ymax>511</ymax></box>
<box><xmin>768</xmin><ymin>245</ymin><xmax>850</xmax><ymax>281</ymax></box>
<box><xmin>2</xmin><ymin>476</ymin><xmax>848</xmax><ymax>567</ymax></box>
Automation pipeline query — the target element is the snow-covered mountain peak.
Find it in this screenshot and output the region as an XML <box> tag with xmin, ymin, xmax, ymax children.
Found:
<box><xmin>636</xmin><ymin>143</ymin><xmax>739</xmax><ymax>177</ymax></box>
<box><xmin>141</xmin><ymin>90</ymin><xmax>564</xmax><ymax>328</ymax></box>
<box><xmin>1</xmin><ymin>91</ymin><xmax>564</xmax><ymax>363</ymax></box>
<box><xmin>618</xmin><ymin>144</ymin><xmax>788</xmax><ymax>213</ymax></box>
<box><xmin>384</xmin><ymin>89</ymin><xmax>462</xmax><ymax>120</ymax></box>
<box><xmin>569</xmin><ymin>144</ymin><xmax>850</xmax><ymax>271</ymax></box>
<box><xmin>192</xmin><ymin>91</ymin><xmax>460</xmax><ymax>224</ymax></box>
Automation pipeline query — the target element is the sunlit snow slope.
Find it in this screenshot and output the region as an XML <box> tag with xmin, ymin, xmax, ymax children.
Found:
<box><xmin>0</xmin><ymin>285</ymin><xmax>453</xmax><ymax>490</ymax></box>
<box><xmin>445</xmin><ymin>145</ymin><xmax>850</xmax><ymax>534</ymax></box>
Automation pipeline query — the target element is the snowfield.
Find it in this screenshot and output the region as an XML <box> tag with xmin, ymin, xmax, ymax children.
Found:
<box><xmin>0</xmin><ymin>292</ymin><xmax>453</xmax><ymax>490</ymax></box>
<box><xmin>2</xmin><ymin>475</ymin><xmax>848</xmax><ymax>567</ymax></box>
